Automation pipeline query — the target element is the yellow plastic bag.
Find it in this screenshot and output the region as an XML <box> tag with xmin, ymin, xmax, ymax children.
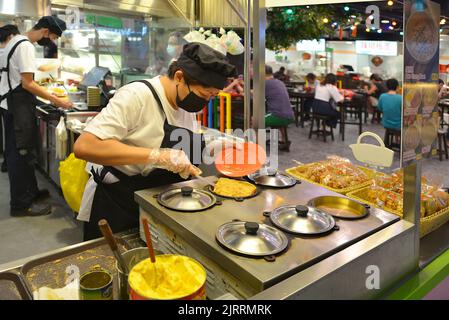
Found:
<box><xmin>59</xmin><ymin>153</ymin><xmax>89</xmax><ymax>213</ymax></box>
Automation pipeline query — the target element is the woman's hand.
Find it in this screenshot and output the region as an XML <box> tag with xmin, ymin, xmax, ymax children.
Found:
<box><xmin>147</xmin><ymin>148</ymin><xmax>201</xmax><ymax>179</ymax></box>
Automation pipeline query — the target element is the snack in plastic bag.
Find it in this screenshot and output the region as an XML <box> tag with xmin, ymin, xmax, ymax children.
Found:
<box><xmin>59</xmin><ymin>153</ymin><xmax>89</xmax><ymax>213</ymax></box>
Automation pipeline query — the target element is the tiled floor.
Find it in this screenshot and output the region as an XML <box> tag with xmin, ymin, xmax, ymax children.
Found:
<box><xmin>0</xmin><ymin>168</ymin><xmax>83</xmax><ymax>265</ymax></box>
<box><xmin>0</xmin><ymin>118</ymin><xmax>447</xmax><ymax>266</ymax></box>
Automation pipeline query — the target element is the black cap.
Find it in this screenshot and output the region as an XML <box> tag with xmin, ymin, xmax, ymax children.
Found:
<box><xmin>35</xmin><ymin>16</ymin><xmax>67</xmax><ymax>37</ymax></box>
<box><xmin>177</xmin><ymin>42</ymin><xmax>237</xmax><ymax>89</ymax></box>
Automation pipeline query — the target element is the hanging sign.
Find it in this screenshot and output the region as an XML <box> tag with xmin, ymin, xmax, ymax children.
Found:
<box><xmin>402</xmin><ymin>0</ymin><xmax>441</xmax><ymax>166</ymax></box>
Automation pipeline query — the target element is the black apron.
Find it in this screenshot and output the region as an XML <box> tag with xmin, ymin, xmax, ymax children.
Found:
<box><xmin>1</xmin><ymin>39</ymin><xmax>38</xmax><ymax>150</ymax></box>
<box><xmin>84</xmin><ymin>80</ymin><xmax>205</xmax><ymax>241</ymax></box>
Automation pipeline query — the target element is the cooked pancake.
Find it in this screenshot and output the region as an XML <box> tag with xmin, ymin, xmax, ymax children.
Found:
<box><xmin>213</xmin><ymin>178</ymin><xmax>257</xmax><ymax>198</ymax></box>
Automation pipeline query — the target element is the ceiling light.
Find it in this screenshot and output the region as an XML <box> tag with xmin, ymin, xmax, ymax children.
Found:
<box><xmin>366</xmin><ymin>28</ymin><xmax>370</xmax><ymax>32</ymax></box>
<box><xmin>400</xmin><ymin>31</ymin><xmax>404</xmax><ymax>36</ymax></box>
<box><xmin>388</xmin><ymin>26</ymin><xmax>394</xmax><ymax>30</ymax></box>
<box><xmin>441</xmin><ymin>19</ymin><xmax>447</xmax><ymax>25</ymax></box>
<box><xmin>344</xmin><ymin>6</ymin><xmax>350</xmax><ymax>11</ymax></box>
<box><xmin>387</xmin><ymin>1</ymin><xmax>394</xmax><ymax>6</ymax></box>
<box><xmin>377</xmin><ymin>29</ymin><xmax>382</xmax><ymax>33</ymax></box>
<box><xmin>351</xmin><ymin>15</ymin><xmax>357</xmax><ymax>19</ymax></box>
<box><xmin>392</xmin><ymin>21</ymin><xmax>397</xmax><ymax>26</ymax></box>
<box><xmin>323</xmin><ymin>18</ymin><xmax>329</xmax><ymax>23</ymax></box>
<box><xmin>381</xmin><ymin>20</ymin><xmax>390</xmax><ymax>24</ymax></box>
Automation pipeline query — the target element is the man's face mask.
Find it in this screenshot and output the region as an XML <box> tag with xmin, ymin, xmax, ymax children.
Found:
<box><xmin>37</xmin><ymin>37</ymin><xmax>53</xmax><ymax>47</ymax></box>
<box><xmin>176</xmin><ymin>81</ymin><xmax>208</xmax><ymax>113</ymax></box>
<box><xmin>167</xmin><ymin>45</ymin><xmax>178</xmax><ymax>58</ymax></box>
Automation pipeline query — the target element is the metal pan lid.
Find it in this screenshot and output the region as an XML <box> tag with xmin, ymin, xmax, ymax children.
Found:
<box><xmin>307</xmin><ymin>196</ymin><xmax>369</xmax><ymax>220</ymax></box>
<box><xmin>247</xmin><ymin>169</ymin><xmax>297</xmax><ymax>188</ymax></box>
<box><xmin>216</xmin><ymin>221</ymin><xmax>288</xmax><ymax>257</ymax></box>
<box><xmin>157</xmin><ymin>187</ymin><xmax>216</xmax><ymax>212</ymax></box>
<box><xmin>268</xmin><ymin>205</ymin><xmax>336</xmax><ymax>235</ymax></box>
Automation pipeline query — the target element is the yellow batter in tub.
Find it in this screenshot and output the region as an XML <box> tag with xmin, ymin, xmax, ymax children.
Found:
<box><xmin>128</xmin><ymin>255</ymin><xmax>206</xmax><ymax>300</ymax></box>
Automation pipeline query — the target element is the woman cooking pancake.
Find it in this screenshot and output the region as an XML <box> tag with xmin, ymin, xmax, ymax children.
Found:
<box><xmin>74</xmin><ymin>42</ymin><xmax>236</xmax><ymax>240</ymax></box>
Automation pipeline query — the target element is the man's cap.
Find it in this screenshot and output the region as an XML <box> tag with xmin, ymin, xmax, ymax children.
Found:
<box><xmin>35</xmin><ymin>16</ymin><xmax>67</xmax><ymax>37</ymax></box>
<box><xmin>177</xmin><ymin>42</ymin><xmax>237</xmax><ymax>89</ymax></box>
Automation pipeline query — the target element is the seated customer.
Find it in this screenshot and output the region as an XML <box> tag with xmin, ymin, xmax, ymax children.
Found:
<box><xmin>439</xmin><ymin>79</ymin><xmax>448</xmax><ymax>99</ymax></box>
<box><xmin>223</xmin><ymin>76</ymin><xmax>244</xmax><ymax>95</ymax></box>
<box><xmin>312</xmin><ymin>73</ymin><xmax>344</xmax><ymax>128</ymax></box>
<box><xmin>365</xmin><ymin>74</ymin><xmax>387</xmax><ymax>121</ymax></box>
<box><xmin>377</xmin><ymin>78</ymin><xmax>402</xmax><ymax>131</ymax></box>
<box><xmin>305</xmin><ymin>73</ymin><xmax>320</xmax><ymax>91</ymax></box>
<box><xmin>265</xmin><ymin>65</ymin><xmax>294</xmax><ymax>149</ymax></box>
<box><xmin>274</xmin><ymin>66</ymin><xmax>288</xmax><ymax>82</ymax></box>
<box><xmin>303</xmin><ymin>73</ymin><xmax>320</xmax><ymax>121</ymax></box>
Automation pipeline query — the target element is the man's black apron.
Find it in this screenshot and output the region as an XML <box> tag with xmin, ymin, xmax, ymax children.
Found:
<box><xmin>84</xmin><ymin>80</ymin><xmax>205</xmax><ymax>241</ymax></box>
<box><xmin>1</xmin><ymin>39</ymin><xmax>40</xmax><ymax>209</ymax></box>
<box><xmin>1</xmin><ymin>39</ymin><xmax>38</xmax><ymax>151</ymax></box>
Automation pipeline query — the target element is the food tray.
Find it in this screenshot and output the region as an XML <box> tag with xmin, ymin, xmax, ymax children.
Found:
<box><xmin>285</xmin><ymin>164</ymin><xmax>375</xmax><ymax>195</ymax></box>
<box><xmin>0</xmin><ymin>272</ymin><xmax>32</xmax><ymax>300</ymax></box>
<box><xmin>347</xmin><ymin>187</ymin><xmax>449</xmax><ymax>238</ymax></box>
<box><xmin>21</xmin><ymin>238</ymin><xmax>130</xmax><ymax>299</ymax></box>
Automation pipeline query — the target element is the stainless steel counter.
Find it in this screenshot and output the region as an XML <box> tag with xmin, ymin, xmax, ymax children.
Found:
<box><xmin>135</xmin><ymin>177</ymin><xmax>401</xmax><ymax>297</ymax></box>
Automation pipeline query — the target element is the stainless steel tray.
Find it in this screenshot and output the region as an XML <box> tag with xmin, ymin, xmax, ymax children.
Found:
<box><xmin>21</xmin><ymin>238</ymin><xmax>130</xmax><ymax>299</ymax></box>
<box><xmin>0</xmin><ymin>272</ymin><xmax>32</xmax><ymax>300</ymax></box>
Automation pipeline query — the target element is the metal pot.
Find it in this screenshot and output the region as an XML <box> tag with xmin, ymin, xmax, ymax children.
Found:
<box><xmin>156</xmin><ymin>186</ymin><xmax>219</xmax><ymax>212</ymax></box>
<box><xmin>116</xmin><ymin>247</ymin><xmax>150</xmax><ymax>300</ymax></box>
<box><xmin>264</xmin><ymin>204</ymin><xmax>339</xmax><ymax>236</ymax></box>
<box><xmin>216</xmin><ymin>221</ymin><xmax>289</xmax><ymax>260</ymax></box>
<box><xmin>247</xmin><ymin>168</ymin><xmax>298</xmax><ymax>188</ymax></box>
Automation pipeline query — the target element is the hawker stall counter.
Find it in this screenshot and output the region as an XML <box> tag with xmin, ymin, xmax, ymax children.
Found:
<box><xmin>135</xmin><ymin>176</ymin><xmax>415</xmax><ymax>300</ymax></box>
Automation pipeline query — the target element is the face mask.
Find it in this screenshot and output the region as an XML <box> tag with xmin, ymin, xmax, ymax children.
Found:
<box><xmin>167</xmin><ymin>45</ymin><xmax>177</xmax><ymax>58</ymax></box>
<box><xmin>37</xmin><ymin>37</ymin><xmax>53</xmax><ymax>46</ymax></box>
<box><xmin>176</xmin><ymin>83</ymin><xmax>208</xmax><ymax>113</ymax></box>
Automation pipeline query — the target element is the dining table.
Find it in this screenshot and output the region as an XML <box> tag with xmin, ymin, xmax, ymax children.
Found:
<box><xmin>288</xmin><ymin>89</ymin><xmax>314</xmax><ymax>128</ymax></box>
<box><xmin>337</xmin><ymin>90</ymin><xmax>368</xmax><ymax>141</ymax></box>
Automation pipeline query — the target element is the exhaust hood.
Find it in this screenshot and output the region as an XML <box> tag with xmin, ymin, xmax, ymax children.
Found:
<box><xmin>51</xmin><ymin>0</ymin><xmax>191</xmax><ymax>18</ymax></box>
<box><xmin>0</xmin><ymin>0</ymin><xmax>49</xmax><ymax>17</ymax></box>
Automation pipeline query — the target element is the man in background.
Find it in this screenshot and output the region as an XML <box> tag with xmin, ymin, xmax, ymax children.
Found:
<box><xmin>0</xmin><ymin>16</ymin><xmax>72</xmax><ymax>217</ymax></box>
<box><xmin>274</xmin><ymin>66</ymin><xmax>288</xmax><ymax>82</ymax></box>
<box><xmin>265</xmin><ymin>65</ymin><xmax>294</xmax><ymax>151</ymax></box>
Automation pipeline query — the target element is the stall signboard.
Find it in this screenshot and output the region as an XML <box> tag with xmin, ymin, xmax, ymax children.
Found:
<box><xmin>401</xmin><ymin>0</ymin><xmax>440</xmax><ymax>166</ymax></box>
<box><xmin>296</xmin><ymin>39</ymin><xmax>326</xmax><ymax>52</ymax></box>
<box><xmin>355</xmin><ymin>41</ymin><xmax>398</xmax><ymax>57</ymax></box>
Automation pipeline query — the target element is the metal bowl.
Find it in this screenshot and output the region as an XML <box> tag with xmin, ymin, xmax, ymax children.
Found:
<box><xmin>307</xmin><ymin>196</ymin><xmax>369</xmax><ymax>220</ymax></box>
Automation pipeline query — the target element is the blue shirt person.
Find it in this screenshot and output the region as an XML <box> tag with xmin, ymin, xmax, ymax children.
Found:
<box><xmin>377</xmin><ymin>78</ymin><xmax>402</xmax><ymax>130</ymax></box>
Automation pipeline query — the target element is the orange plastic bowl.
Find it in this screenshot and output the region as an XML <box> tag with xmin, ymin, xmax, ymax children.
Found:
<box><xmin>215</xmin><ymin>142</ymin><xmax>266</xmax><ymax>178</ymax></box>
